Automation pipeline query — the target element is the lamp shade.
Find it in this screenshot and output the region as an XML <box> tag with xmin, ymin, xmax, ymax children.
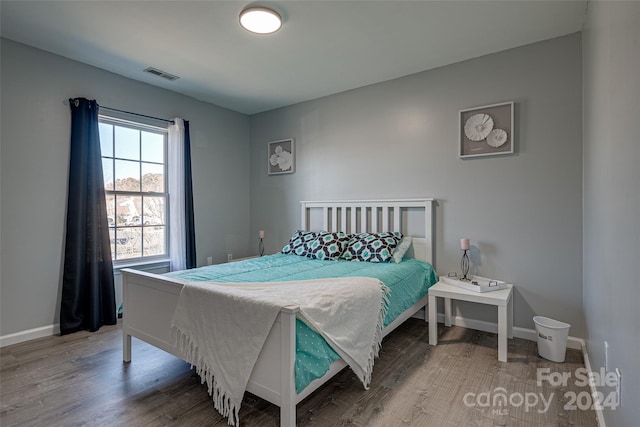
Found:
<box><xmin>461</xmin><ymin>238</ymin><xmax>470</xmax><ymax>250</ymax></box>
<box><xmin>239</xmin><ymin>7</ymin><xmax>282</xmax><ymax>34</ymax></box>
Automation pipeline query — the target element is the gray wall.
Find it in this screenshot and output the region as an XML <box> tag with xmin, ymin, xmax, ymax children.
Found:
<box><xmin>1</xmin><ymin>34</ymin><xmax>587</xmax><ymax>340</ymax></box>
<box><xmin>0</xmin><ymin>39</ymin><xmax>251</xmax><ymax>336</ymax></box>
<box><xmin>583</xmin><ymin>2</ymin><xmax>640</xmax><ymax>425</ymax></box>
<box><xmin>250</xmin><ymin>34</ymin><xmax>585</xmax><ymax>336</ymax></box>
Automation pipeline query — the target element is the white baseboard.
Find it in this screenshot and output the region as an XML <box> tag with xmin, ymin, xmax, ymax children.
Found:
<box><xmin>0</xmin><ymin>308</ymin><xmax>585</xmax><ymax>353</ymax></box>
<box><xmin>0</xmin><ymin>323</ymin><xmax>60</xmax><ymax>348</ymax></box>
<box><xmin>2</xmin><ymin>262</ymin><xmax>170</xmax><ymax>349</ymax></box>
<box><xmin>428</xmin><ymin>311</ymin><xmax>584</xmax><ymax>350</ymax></box>
<box><xmin>512</xmin><ymin>325</ymin><xmax>584</xmax><ymax>350</ymax></box>
<box><xmin>581</xmin><ymin>341</ymin><xmax>607</xmax><ymax>427</ymax></box>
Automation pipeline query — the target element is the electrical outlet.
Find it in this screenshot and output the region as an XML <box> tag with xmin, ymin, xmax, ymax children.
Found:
<box><xmin>227</xmin><ymin>253</ymin><xmax>233</xmax><ymax>262</ymax></box>
<box><xmin>604</xmin><ymin>341</ymin><xmax>610</xmax><ymax>371</ymax></box>
<box><xmin>616</xmin><ymin>368</ymin><xmax>622</xmax><ymax>407</ymax></box>
<box><xmin>206</xmin><ymin>256</ymin><xmax>213</xmax><ymax>265</ymax></box>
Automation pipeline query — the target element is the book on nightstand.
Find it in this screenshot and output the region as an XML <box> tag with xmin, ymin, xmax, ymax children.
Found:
<box><xmin>441</xmin><ymin>275</ymin><xmax>510</xmax><ymax>293</ymax></box>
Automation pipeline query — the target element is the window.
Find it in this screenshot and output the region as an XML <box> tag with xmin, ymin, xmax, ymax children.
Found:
<box><xmin>99</xmin><ymin>117</ymin><xmax>168</xmax><ymax>262</ymax></box>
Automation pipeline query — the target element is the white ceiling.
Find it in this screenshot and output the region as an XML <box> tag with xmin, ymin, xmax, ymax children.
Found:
<box><xmin>0</xmin><ymin>1</ymin><xmax>587</xmax><ymax>115</ymax></box>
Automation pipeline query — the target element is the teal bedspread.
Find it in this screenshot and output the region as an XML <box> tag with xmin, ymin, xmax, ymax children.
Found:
<box><xmin>167</xmin><ymin>253</ymin><xmax>438</xmax><ymax>392</ymax></box>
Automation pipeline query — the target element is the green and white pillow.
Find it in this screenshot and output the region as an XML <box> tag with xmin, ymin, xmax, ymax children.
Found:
<box><xmin>307</xmin><ymin>232</ymin><xmax>350</xmax><ymax>260</ymax></box>
<box><xmin>341</xmin><ymin>232</ymin><xmax>403</xmax><ymax>263</ymax></box>
<box><xmin>281</xmin><ymin>230</ymin><xmax>317</xmax><ymax>257</ymax></box>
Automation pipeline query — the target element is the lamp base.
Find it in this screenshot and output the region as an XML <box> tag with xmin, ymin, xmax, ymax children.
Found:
<box><xmin>460</xmin><ymin>250</ymin><xmax>470</xmax><ymax>281</ymax></box>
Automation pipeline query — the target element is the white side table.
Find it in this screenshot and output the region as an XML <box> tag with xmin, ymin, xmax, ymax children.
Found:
<box><xmin>428</xmin><ymin>280</ymin><xmax>513</xmax><ymax>362</ymax></box>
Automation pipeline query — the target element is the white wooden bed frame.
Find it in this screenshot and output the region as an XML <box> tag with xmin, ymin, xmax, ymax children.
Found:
<box><xmin>122</xmin><ymin>198</ymin><xmax>435</xmax><ymax>426</ymax></box>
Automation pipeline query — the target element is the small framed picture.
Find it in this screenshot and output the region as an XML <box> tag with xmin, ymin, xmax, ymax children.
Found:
<box><xmin>267</xmin><ymin>138</ymin><xmax>295</xmax><ymax>175</ymax></box>
<box><xmin>459</xmin><ymin>101</ymin><xmax>514</xmax><ymax>159</ymax></box>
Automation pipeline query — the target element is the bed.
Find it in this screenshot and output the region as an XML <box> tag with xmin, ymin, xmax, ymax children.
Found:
<box><xmin>122</xmin><ymin>198</ymin><xmax>437</xmax><ymax>426</ymax></box>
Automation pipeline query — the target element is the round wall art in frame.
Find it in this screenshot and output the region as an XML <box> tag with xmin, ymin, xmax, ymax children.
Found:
<box><xmin>459</xmin><ymin>101</ymin><xmax>514</xmax><ymax>159</ymax></box>
<box><xmin>486</xmin><ymin>129</ymin><xmax>508</xmax><ymax>148</ymax></box>
<box><xmin>464</xmin><ymin>113</ymin><xmax>494</xmax><ymax>141</ymax></box>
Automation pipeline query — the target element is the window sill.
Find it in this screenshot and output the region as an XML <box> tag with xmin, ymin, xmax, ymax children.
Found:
<box><xmin>113</xmin><ymin>258</ymin><xmax>171</xmax><ymax>273</ymax></box>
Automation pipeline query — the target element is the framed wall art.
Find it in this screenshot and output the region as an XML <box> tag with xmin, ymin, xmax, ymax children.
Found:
<box><xmin>267</xmin><ymin>138</ymin><xmax>295</xmax><ymax>175</ymax></box>
<box><xmin>459</xmin><ymin>101</ymin><xmax>514</xmax><ymax>159</ymax></box>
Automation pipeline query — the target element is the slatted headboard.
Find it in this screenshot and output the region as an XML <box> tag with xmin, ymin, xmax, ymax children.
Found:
<box><xmin>300</xmin><ymin>199</ymin><xmax>435</xmax><ymax>266</ymax></box>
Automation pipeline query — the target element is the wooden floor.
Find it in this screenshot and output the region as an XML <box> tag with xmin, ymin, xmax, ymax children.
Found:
<box><xmin>1</xmin><ymin>319</ymin><xmax>597</xmax><ymax>427</ymax></box>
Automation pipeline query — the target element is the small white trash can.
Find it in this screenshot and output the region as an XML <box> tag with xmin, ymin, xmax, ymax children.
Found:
<box><xmin>533</xmin><ymin>316</ymin><xmax>571</xmax><ymax>362</ymax></box>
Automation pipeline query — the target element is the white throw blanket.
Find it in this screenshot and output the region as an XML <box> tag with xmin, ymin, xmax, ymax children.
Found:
<box><xmin>170</xmin><ymin>277</ymin><xmax>389</xmax><ymax>426</ymax></box>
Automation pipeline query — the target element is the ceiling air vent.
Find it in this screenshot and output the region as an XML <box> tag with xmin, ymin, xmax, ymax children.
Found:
<box><xmin>143</xmin><ymin>67</ymin><xmax>179</xmax><ymax>81</ymax></box>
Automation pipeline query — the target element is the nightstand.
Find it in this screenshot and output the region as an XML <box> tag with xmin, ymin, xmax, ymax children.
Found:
<box><xmin>428</xmin><ymin>280</ymin><xmax>513</xmax><ymax>362</ymax></box>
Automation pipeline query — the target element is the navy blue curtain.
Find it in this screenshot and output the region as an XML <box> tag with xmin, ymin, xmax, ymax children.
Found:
<box><xmin>184</xmin><ymin>121</ymin><xmax>197</xmax><ymax>269</ymax></box>
<box><xmin>60</xmin><ymin>98</ymin><xmax>116</xmax><ymax>335</ymax></box>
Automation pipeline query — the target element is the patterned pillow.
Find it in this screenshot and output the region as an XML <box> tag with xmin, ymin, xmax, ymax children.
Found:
<box><xmin>307</xmin><ymin>232</ymin><xmax>350</xmax><ymax>260</ymax></box>
<box><xmin>341</xmin><ymin>232</ymin><xmax>403</xmax><ymax>262</ymax></box>
<box><xmin>281</xmin><ymin>230</ymin><xmax>317</xmax><ymax>257</ymax></box>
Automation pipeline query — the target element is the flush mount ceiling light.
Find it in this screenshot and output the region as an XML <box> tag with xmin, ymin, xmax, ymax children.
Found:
<box><xmin>239</xmin><ymin>6</ymin><xmax>282</xmax><ymax>34</ymax></box>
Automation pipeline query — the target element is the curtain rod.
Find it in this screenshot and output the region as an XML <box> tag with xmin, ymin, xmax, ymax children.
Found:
<box><xmin>63</xmin><ymin>99</ymin><xmax>175</xmax><ymax>124</ymax></box>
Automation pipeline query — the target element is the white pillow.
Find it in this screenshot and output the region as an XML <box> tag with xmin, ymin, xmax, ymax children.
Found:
<box><xmin>392</xmin><ymin>236</ymin><xmax>413</xmax><ymax>263</ymax></box>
